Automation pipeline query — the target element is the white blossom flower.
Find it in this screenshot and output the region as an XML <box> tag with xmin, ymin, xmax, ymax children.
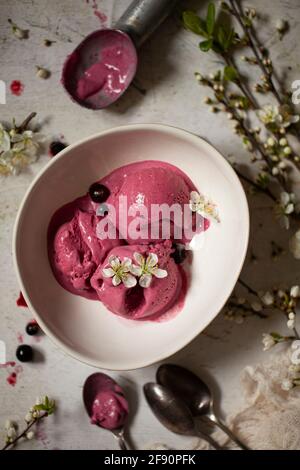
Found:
<box><xmin>258</xmin><ymin>104</ymin><xmax>299</xmax><ymax>128</ymax></box>
<box><xmin>251</xmin><ymin>301</ymin><xmax>262</xmax><ymax>312</ymax></box>
<box><xmin>290</xmin><ymin>285</ymin><xmax>300</xmax><ymax>298</ymax></box>
<box><xmin>261</xmin><ymin>291</ymin><xmax>274</xmax><ymax>306</ymax></box>
<box><xmin>102</xmin><ymin>255</ymin><xmax>137</xmax><ymax>288</ymax></box>
<box><xmin>189</xmin><ymin>191</ymin><xmax>220</xmax><ymax>223</ymax></box>
<box><xmin>4</xmin><ymin>420</ymin><xmax>14</xmax><ymax>430</ymax></box>
<box><xmin>287</xmin><ymin>312</ymin><xmax>296</xmax><ymax>330</ymax></box>
<box><xmin>0</xmin><ymin>124</ymin><xmax>11</xmax><ymax>153</ymax></box>
<box><xmin>130</xmin><ymin>252</ymin><xmax>168</xmax><ymax>288</ymax></box>
<box><xmin>276</xmin><ymin>19</ymin><xmax>287</xmax><ymax>32</ymax></box>
<box><xmin>290</xmin><ymin>229</ymin><xmax>300</xmax><ymax>259</ymax></box>
<box><xmin>281</xmin><ymin>378</ymin><xmax>293</xmax><ymax>391</ymax></box>
<box><xmin>25</xmin><ymin>412</ymin><xmax>32</xmax><ymax>423</ymax></box>
<box><xmin>262</xmin><ymin>333</ymin><xmax>276</xmax><ymax>351</ymax></box>
<box><xmin>277</xmin><ymin>192</ymin><xmax>296</xmax><ymax>229</ymax></box>
<box><xmin>7</xmin><ymin>426</ymin><xmax>17</xmax><ymax>439</ymax></box>
<box><xmin>26</xmin><ymin>431</ymin><xmax>35</xmax><ymax>440</ymax></box>
<box><xmin>11</xmin><ymin>130</ymin><xmax>44</xmax><ymax>157</ymax></box>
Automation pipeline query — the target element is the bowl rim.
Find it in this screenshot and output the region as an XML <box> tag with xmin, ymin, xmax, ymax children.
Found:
<box><xmin>12</xmin><ymin>123</ymin><xmax>250</xmax><ymax>370</ymax></box>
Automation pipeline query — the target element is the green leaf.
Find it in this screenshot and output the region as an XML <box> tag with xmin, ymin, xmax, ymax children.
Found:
<box><xmin>206</xmin><ymin>3</ymin><xmax>216</xmax><ymax>35</ymax></box>
<box><xmin>224</xmin><ymin>28</ymin><xmax>235</xmax><ymax>51</ymax></box>
<box><xmin>224</xmin><ymin>65</ymin><xmax>238</xmax><ymax>81</ymax></box>
<box><xmin>33</xmin><ymin>404</ymin><xmax>48</xmax><ymax>411</ymax></box>
<box><xmin>199</xmin><ymin>39</ymin><xmax>213</xmax><ymax>52</ymax></box>
<box><xmin>217</xmin><ymin>26</ymin><xmax>227</xmax><ymax>48</ymax></box>
<box><xmin>182</xmin><ymin>11</ymin><xmax>208</xmax><ymax>37</ymax></box>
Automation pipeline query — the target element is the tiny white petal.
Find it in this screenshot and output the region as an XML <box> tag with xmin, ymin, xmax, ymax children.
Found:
<box><xmin>147</xmin><ymin>252</ymin><xmax>158</xmax><ymax>268</ymax></box>
<box><xmin>139</xmin><ymin>274</ymin><xmax>152</xmax><ymax>288</ymax></box>
<box><xmin>122</xmin><ymin>257</ymin><xmax>132</xmax><ymax>271</ymax></box>
<box><xmin>4</xmin><ymin>420</ymin><xmax>14</xmax><ymax>430</ymax></box>
<box><xmin>280</xmin><ymin>192</ymin><xmax>290</xmax><ymax>205</ymax></box>
<box><xmin>112</xmin><ymin>274</ymin><xmax>121</xmax><ymax>286</ymax></box>
<box><xmin>102</xmin><ymin>267</ymin><xmax>115</xmax><ymax>278</ymax></box>
<box><xmin>153</xmin><ymin>268</ymin><xmax>168</xmax><ymax>279</ymax></box>
<box><xmin>281</xmin><ymin>379</ymin><xmax>293</xmax><ymax>391</ymax></box>
<box><xmin>129</xmin><ymin>265</ymin><xmax>143</xmax><ymax>276</ymax></box>
<box><xmin>26</xmin><ymin>431</ymin><xmax>35</xmax><ymax>440</ymax></box>
<box><xmin>290</xmin><ymin>285</ymin><xmax>300</xmax><ymax>298</ymax></box>
<box><xmin>109</xmin><ymin>255</ymin><xmax>120</xmax><ymax>269</ymax></box>
<box><xmin>133</xmin><ymin>252</ymin><xmax>144</xmax><ymax>266</ymax></box>
<box><xmin>122</xmin><ymin>274</ymin><xmax>137</xmax><ymax>288</ymax></box>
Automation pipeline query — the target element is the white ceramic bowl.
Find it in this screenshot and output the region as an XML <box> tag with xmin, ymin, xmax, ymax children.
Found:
<box><xmin>13</xmin><ymin>124</ymin><xmax>249</xmax><ymax>370</ymax></box>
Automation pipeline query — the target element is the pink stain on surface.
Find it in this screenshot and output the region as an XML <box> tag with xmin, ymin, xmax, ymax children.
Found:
<box><xmin>17</xmin><ymin>332</ymin><xmax>24</xmax><ymax>344</ymax></box>
<box><xmin>0</xmin><ymin>361</ymin><xmax>16</xmax><ymax>369</ymax></box>
<box><xmin>10</xmin><ymin>80</ymin><xmax>24</xmax><ymax>96</ymax></box>
<box><xmin>1</xmin><ymin>362</ymin><xmax>22</xmax><ymax>386</ymax></box>
<box><xmin>16</xmin><ymin>292</ymin><xmax>28</xmax><ymax>307</ymax></box>
<box><xmin>90</xmin><ymin>0</ymin><xmax>107</xmax><ymax>25</ymax></box>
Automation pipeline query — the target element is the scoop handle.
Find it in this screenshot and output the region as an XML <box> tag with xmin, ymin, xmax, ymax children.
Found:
<box><xmin>114</xmin><ymin>0</ymin><xmax>179</xmax><ymax>48</ymax></box>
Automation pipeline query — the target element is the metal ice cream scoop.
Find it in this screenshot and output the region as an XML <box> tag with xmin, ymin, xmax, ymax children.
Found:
<box><xmin>62</xmin><ymin>0</ymin><xmax>179</xmax><ymax>109</ymax></box>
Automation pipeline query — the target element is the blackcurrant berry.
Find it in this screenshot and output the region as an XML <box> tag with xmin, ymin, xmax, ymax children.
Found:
<box><xmin>49</xmin><ymin>141</ymin><xmax>67</xmax><ymax>157</ymax></box>
<box><xmin>89</xmin><ymin>183</ymin><xmax>110</xmax><ymax>203</ymax></box>
<box><xmin>16</xmin><ymin>345</ymin><xmax>33</xmax><ymax>362</ymax></box>
<box><xmin>26</xmin><ymin>322</ymin><xmax>39</xmax><ymax>336</ymax></box>
<box><xmin>171</xmin><ymin>246</ymin><xmax>187</xmax><ymax>264</ymax></box>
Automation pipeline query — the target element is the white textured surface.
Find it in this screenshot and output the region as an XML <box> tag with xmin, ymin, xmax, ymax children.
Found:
<box><xmin>0</xmin><ymin>0</ymin><xmax>300</xmax><ymax>450</ymax></box>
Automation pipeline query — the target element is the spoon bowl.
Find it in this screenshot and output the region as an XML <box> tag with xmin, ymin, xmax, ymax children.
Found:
<box><xmin>157</xmin><ymin>364</ymin><xmax>212</xmax><ymax>416</ymax></box>
<box><xmin>157</xmin><ymin>364</ymin><xmax>250</xmax><ymax>450</ymax></box>
<box><xmin>144</xmin><ymin>382</ymin><xmax>196</xmax><ymax>436</ymax></box>
<box><xmin>62</xmin><ymin>29</ymin><xmax>137</xmax><ymax>109</ymax></box>
<box><xmin>144</xmin><ymin>382</ymin><xmax>223</xmax><ymax>449</ymax></box>
<box><xmin>83</xmin><ymin>372</ymin><xmax>130</xmax><ymax>449</ymax></box>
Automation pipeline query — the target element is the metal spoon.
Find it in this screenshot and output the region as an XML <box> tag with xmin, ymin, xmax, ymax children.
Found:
<box><xmin>62</xmin><ymin>0</ymin><xmax>179</xmax><ymax>109</ymax></box>
<box><xmin>144</xmin><ymin>383</ymin><xmax>223</xmax><ymax>450</ymax></box>
<box><xmin>83</xmin><ymin>372</ymin><xmax>129</xmax><ymax>450</ymax></box>
<box><xmin>157</xmin><ymin>364</ymin><xmax>249</xmax><ymax>450</ymax></box>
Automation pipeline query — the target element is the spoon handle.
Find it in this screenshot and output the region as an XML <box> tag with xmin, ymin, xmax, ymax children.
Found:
<box><xmin>115</xmin><ymin>435</ymin><xmax>129</xmax><ymax>451</ymax></box>
<box><xmin>115</xmin><ymin>0</ymin><xmax>179</xmax><ymax>48</ymax></box>
<box><xmin>209</xmin><ymin>417</ymin><xmax>250</xmax><ymax>450</ymax></box>
<box><xmin>195</xmin><ymin>430</ymin><xmax>223</xmax><ymax>450</ymax></box>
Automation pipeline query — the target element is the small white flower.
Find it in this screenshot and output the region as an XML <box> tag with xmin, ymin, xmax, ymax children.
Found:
<box><xmin>276</xmin><ymin>19</ymin><xmax>287</xmax><ymax>32</ymax></box>
<box><xmin>11</xmin><ymin>130</ymin><xmax>44</xmax><ymax>158</ymax></box>
<box><xmin>251</xmin><ymin>301</ymin><xmax>262</xmax><ymax>312</ymax></box>
<box><xmin>281</xmin><ymin>378</ymin><xmax>293</xmax><ymax>391</ymax></box>
<box><xmin>262</xmin><ymin>333</ymin><xmax>275</xmax><ymax>351</ymax></box>
<box><xmin>102</xmin><ymin>255</ymin><xmax>137</xmax><ymax>288</ymax></box>
<box><xmin>279</xmin><ymin>137</ymin><xmax>287</xmax><ymax>146</ymax></box>
<box><xmin>0</xmin><ymin>124</ymin><xmax>11</xmax><ymax>153</ymax></box>
<box><xmin>258</xmin><ymin>104</ymin><xmax>299</xmax><ymax>128</ymax></box>
<box><xmin>261</xmin><ymin>291</ymin><xmax>274</xmax><ymax>306</ymax></box>
<box><xmin>267</xmin><ymin>137</ymin><xmax>275</xmax><ymax>147</ymax></box>
<box><xmin>25</xmin><ymin>412</ymin><xmax>32</xmax><ymax>423</ymax></box>
<box><xmin>26</xmin><ymin>431</ymin><xmax>35</xmax><ymax>440</ymax></box>
<box><xmin>189</xmin><ymin>191</ymin><xmax>220</xmax><ymax>223</ymax></box>
<box><xmin>290</xmin><ymin>285</ymin><xmax>300</xmax><ymax>298</ymax></box>
<box><xmin>277</xmin><ymin>192</ymin><xmax>296</xmax><ymax>229</ymax></box>
<box><xmin>289</xmin><ymin>312</ymin><xmax>296</xmax><ymax>320</ymax></box>
<box><xmin>287</xmin><ymin>316</ymin><xmax>295</xmax><ymax>329</ymax></box>
<box><xmin>4</xmin><ymin>419</ymin><xmax>14</xmax><ymax>430</ymax></box>
<box><xmin>130</xmin><ymin>252</ymin><xmax>168</xmax><ymax>288</ymax></box>
<box><xmin>7</xmin><ymin>426</ymin><xmax>17</xmax><ymax>439</ymax></box>
<box><xmin>290</xmin><ymin>230</ymin><xmax>300</xmax><ymax>259</ymax></box>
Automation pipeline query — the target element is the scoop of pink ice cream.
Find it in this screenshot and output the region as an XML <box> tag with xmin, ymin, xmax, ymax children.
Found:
<box><xmin>50</xmin><ymin>208</ymin><xmax>119</xmax><ymax>297</ymax></box>
<box><xmin>113</xmin><ymin>166</ymin><xmax>192</xmax><ymax>244</ymax></box>
<box><xmin>91</xmin><ymin>388</ymin><xmax>128</xmax><ymax>430</ymax></box>
<box><xmin>90</xmin><ymin>241</ymin><xmax>182</xmax><ymax>320</ymax></box>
